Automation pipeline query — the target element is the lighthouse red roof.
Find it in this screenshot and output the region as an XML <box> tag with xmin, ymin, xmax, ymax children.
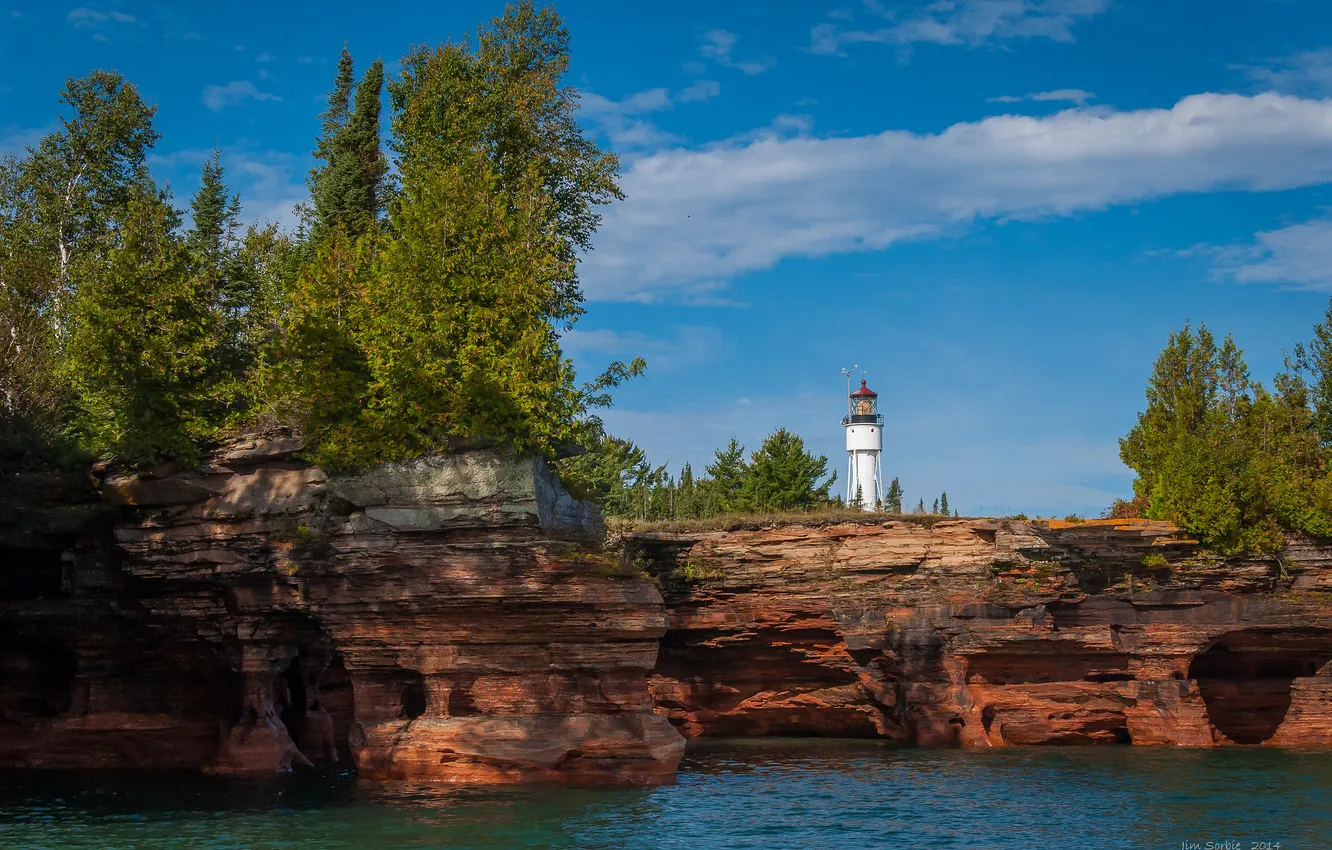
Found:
<box><xmin>850</xmin><ymin>379</ymin><xmax>877</xmax><ymax>398</ymax></box>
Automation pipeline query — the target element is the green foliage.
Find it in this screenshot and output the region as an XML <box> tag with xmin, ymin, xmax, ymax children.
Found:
<box><xmin>389</xmin><ymin>0</ymin><xmax>621</xmax><ymax>330</ymax></box>
<box><xmin>703</xmin><ymin>438</ymin><xmax>748</xmax><ymax>513</ymax></box>
<box><xmin>940</xmin><ymin>491</ymin><xmax>949</xmax><ymax>515</ymax></box>
<box><xmin>64</xmin><ymin>192</ymin><xmax>221</xmax><ymax>465</ymax></box>
<box><xmin>308</xmin><ymin>52</ymin><xmax>388</xmax><ymax>239</ymax></box>
<box><xmin>4</xmin><ymin>7</ymin><xmax>638</xmax><ymax>472</ymax></box>
<box><xmin>741</xmin><ymin>428</ymin><xmax>835</xmax><ymax>511</ymax></box>
<box><xmin>1142</xmin><ymin>552</ymin><xmax>1168</xmax><ymax>569</ymax></box>
<box><xmin>884</xmin><ymin>476</ymin><xmax>903</xmax><ymax>513</ymax></box>
<box><xmin>1120</xmin><ymin>312</ymin><xmax>1332</xmax><ymax>553</ymax></box>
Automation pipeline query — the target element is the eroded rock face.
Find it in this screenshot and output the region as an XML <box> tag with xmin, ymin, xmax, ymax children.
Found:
<box><xmin>0</xmin><ymin>439</ymin><xmax>683</xmax><ymax>783</ymax></box>
<box><xmin>630</xmin><ymin>519</ymin><xmax>1332</xmax><ymax>748</ymax></box>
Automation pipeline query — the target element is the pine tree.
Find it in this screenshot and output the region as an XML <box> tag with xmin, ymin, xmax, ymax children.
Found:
<box><xmin>309</xmin><ymin>54</ymin><xmax>387</xmax><ymax>239</ymax></box>
<box><xmin>940</xmin><ymin>491</ymin><xmax>949</xmax><ymax>515</ymax></box>
<box><xmin>1308</xmin><ymin>299</ymin><xmax>1332</xmax><ymax>446</ymax></box>
<box><xmin>704</xmin><ymin>438</ymin><xmax>748</xmax><ymax>513</ymax></box>
<box><xmin>741</xmin><ymin>428</ymin><xmax>835</xmax><ymax>512</ymax></box>
<box><xmin>187</xmin><ymin>149</ymin><xmax>240</xmax><ymax>263</ymax></box>
<box><xmin>677</xmin><ymin>461</ymin><xmax>699</xmax><ymax>519</ymax></box>
<box><xmin>915</xmin><ymin>498</ymin><xmax>925</xmax><ymax>514</ymax></box>
<box><xmin>66</xmin><ymin>191</ymin><xmax>221</xmax><ymax>465</ymax></box>
<box><xmin>932</xmin><ymin>497</ymin><xmax>939</xmax><ymax>514</ymax></box>
<box><xmin>390</xmin><ymin>0</ymin><xmax>622</xmax><ymax>329</ymax></box>
<box><xmin>885</xmin><ymin>477</ymin><xmax>903</xmax><ymax>513</ymax></box>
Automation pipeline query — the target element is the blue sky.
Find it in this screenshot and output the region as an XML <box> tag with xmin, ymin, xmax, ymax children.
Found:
<box><xmin>5</xmin><ymin>0</ymin><xmax>1332</xmax><ymax>516</ymax></box>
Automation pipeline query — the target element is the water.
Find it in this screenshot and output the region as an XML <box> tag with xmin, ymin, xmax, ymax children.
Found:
<box><xmin>0</xmin><ymin>741</ymin><xmax>1328</xmax><ymax>849</ymax></box>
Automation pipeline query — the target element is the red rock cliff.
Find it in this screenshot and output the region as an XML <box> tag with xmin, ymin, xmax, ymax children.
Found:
<box><xmin>631</xmin><ymin>518</ymin><xmax>1332</xmax><ymax>747</ymax></box>
<box><xmin>0</xmin><ymin>438</ymin><xmax>684</xmax><ymax>783</ymax></box>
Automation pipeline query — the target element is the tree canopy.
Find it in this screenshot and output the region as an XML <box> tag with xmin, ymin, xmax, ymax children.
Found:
<box><xmin>0</xmin><ymin>2</ymin><xmax>639</xmax><ymax>471</ymax></box>
<box><xmin>1120</xmin><ymin>308</ymin><xmax>1332</xmax><ymax>552</ymax></box>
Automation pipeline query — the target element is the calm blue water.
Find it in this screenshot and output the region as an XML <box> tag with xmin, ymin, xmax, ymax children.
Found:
<box><xmin>0</xmin><ymin>741</ymin><xmax>1328</xmax><ymax>849</ymax></box>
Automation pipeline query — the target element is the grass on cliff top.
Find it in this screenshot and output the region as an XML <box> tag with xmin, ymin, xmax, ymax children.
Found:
<box><xmin>618</xmin><ymin>507</ymin><xmax>975</xmax><ymax>535</ymax></box>
<box><xmin>618</xmin><ymin>511</ymin><xmax>1172</xmax><ymax>535</ymax></box>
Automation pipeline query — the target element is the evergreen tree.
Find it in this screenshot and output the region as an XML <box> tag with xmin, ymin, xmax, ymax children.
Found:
<box><xmin>940</xmin><ymin>491</ymin><xmax>949</xmax><ymax>515</ymax></box>
<box><xmin>885</xmin><ymin>476</ymin><xmax>903</xmax><ymax>513</ymax></box>
<box><xmin>915</xmin><ymin>498</ymin><xmax>925</xmax><ymax>514</ymax></box>
<box><xmin>187</xmin><ymin>149</ymin><xmax>240</xmax><ymax>263</ymax></box>
<box><xmin>65</xmin><ymin>191</ymin><xmax>221</xmax><ymax>465</ymax></box>
<box><xmin>1307</xmin><ymin>299</ymin><xmax>1332</xmax><ymax>446</ymax></box>
<box><xmin>676</xmin><ymin>461</ymin><xmax>699</xmax><ymax>519</ymax></box>
<box><xmin>309</xmin><ymin>52</ymin><xmax>387</xmax><ymax>239</ymax></box>
<box><xmin>704</xmin><ymin>438</ymin><xmax>748</xmax><ymax>513</ymax></box>
<box><xmin>853</xmin><ymin>484</ymin><xmax>864</xmax><ymax>510</ymax></box>
<box><xmin>389</xmin><ymin>0</ymin><xmax>622</xmax><ymax>330</ymax></box>
<box><xmin>932</xmin><ymin>497</ymin><xmax>939</xmax><ymax>514</ymax></box>
<box><xmin>741</xmin><ymin>428</ymin><xmax>835</xmax><ymax>512</ymax></box>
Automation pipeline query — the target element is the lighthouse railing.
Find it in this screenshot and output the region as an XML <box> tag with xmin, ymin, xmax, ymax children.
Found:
<box><xmin>841</xmin><ymin>413</ymin><xmax>884</xmax><ymax>426</ymax></box>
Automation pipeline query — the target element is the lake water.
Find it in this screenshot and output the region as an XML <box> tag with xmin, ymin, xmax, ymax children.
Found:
<box><xmin>1</xmin><ymin>740</ymin><xmax>1328</xmax><ymax>849</ymax></box>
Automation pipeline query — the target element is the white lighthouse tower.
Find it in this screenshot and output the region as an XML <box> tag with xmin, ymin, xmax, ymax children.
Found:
<box><xmin>842</xmin><ymin>374</ymin><xmax>883</xmax><ymax>511</ymax></box>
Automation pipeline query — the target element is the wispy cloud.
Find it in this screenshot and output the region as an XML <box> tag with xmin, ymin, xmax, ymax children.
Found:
<box><xmin>810</xmin><ymin>0</ymin><xmax>1110</xmax><ymax>57</ymax></box>
<box><xmin>563</xmin><ymin>325</ymin><xmax>727</xmax><ymax>372</ymax></box>
<box><xmin>1206</xmin><ymin>217</ymin><xmax>1332</xmax><ymax>291</ymax></box>
<box><xmin>149</xmin><ymin>145</ymin><xmax>307</xmax><ymax>230</ymax></box>
<box><xmin>583</xmin><ymin>92</ymin><xmax>1332</xmax><ymax>302</ymax></box>
<box><xmin>699</xmin><ymin>29</ymin><xmax>776</xmax><ymax>75</ymax></box>
<box><xmin>255</xmin><ymin>51</ymin><xmax>275</xmax><ymax>62</ymax></box>
<box><xmin>581</xmin><ymin>81</ymin><xmax>721</xmax><ymax>149</ymax></box>
<box><xmin>1237</xmin><ymin>47</ymin><xmax>1332</xmax><ymax>97</ymax></box>
<box><xmin>201</xmin><ymin>80</ymin><xmax>283</xmax><ymax>112</ymax></box>
<box><xmin>66</xmin><ymin>5</ymin><xmax>140</xmax><ymax>41</ymax></box>
<box><xmin>988</xmin><ymin>88</ymin><xmax>1095</xmax><ymax>106</ymax></box>
<box><xmin>67</xmin><ymin>7</ymin><xmax>137</xmax><ymax>27</ymax></box>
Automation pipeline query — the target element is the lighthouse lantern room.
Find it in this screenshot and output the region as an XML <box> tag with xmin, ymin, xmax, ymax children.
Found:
<box><xmin>843</xmin><ymin>378</ymin><xmax>883</xmax><ymax>511</ymax></box>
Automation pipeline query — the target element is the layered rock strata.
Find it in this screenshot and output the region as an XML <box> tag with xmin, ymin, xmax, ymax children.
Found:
<box><xmin>0</xmin><ymin>440</ymin><xmax>683</xmax><ymax>782</ymax></box>
<box><xmin>631</xmin><ymin>519</ymin><xmax>1332</xmax><ymax>747</ymax></box>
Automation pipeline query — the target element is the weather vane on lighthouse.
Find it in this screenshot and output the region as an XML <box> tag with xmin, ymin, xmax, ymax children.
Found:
<box><xmin>841</xmin><ymin>367</ymin><xmax>883</xmax><ymax>511</ymax></box>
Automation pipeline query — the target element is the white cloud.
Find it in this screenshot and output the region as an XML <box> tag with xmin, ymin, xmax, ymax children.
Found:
<box><xmin>1238</xmin><ymin>47</ymin><xmax>1332</xmax><ymax>97</ymax></box>
<box><xmin>563</xmin><ymin>325</ymin><xmax>726</xmax><ymax>372</ymax></box>
<box><xmin>91</xmin><ymin>32</ymin><xmax>110</xmax><ymax>43</ymax></box>
<box><xmin>582</xmin><ymin>92</ymin><xmax>1332</xmax><ymax>302</ymax></box>
<box><xmin>67</xmin><ymin>7</ymin><xmax>137</xmax><ymax>27</ymax></box>
<box><xmin>1209</xmin><ymin>217</ymin><xmax>1332</xmax><ymax>291</ymax></box>
<box><xmin>255</xmin><ymin>51</ymin><xmax>275</xmax><ymax>62</ymax></box>
<box><xmin>201</xmin><ymin>80</ymin><xmax>282</xmax><ymax>111</ymax></box>
<box><xmin>677</xmin><ymin>79</ymin><xmax>722</xmax><ymax>103</ymax></box>
<box><xmin>810</xmin><ymin>0</ymin><xmax>1110</xmax><ymax>56</ymax></box>
<box><xmin>581</xmin><ymin>81</ymin><xmax>720</xmax><ymax>149</ymax></box>
<box><xmin>988</xmin><ymin>88</ymin><xmax>1095</xmax><ymax>106</ymax></box>
<box><xmin>699</xmin><ymin>28</ymin><xmax>775</xmax><ymax>75</ymax></box>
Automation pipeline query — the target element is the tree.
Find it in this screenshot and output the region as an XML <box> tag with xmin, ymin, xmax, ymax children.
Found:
<box><xmin>1119</xmin><ymin>316</ymin><xmax>1332</xmax><ymax>552</ymax></box>
<box><xmin>186</xmin><ymin>149</ymin><xmax>240</xmax><ymax>263</ymax></box>
<box><xmin>1307</xmin><ymin>299</ymin><xmax>1332</xmax><ymax>446</ymax></box>
<box><xmin>309</xmin><ymin>53</ymin><xmax>388</xmax><ymax>239</ymax></box>
<box><xmin>852</xmin><ymin>484</ymin><xmax>864</xmax><ymax>510</ymax></box>
<box><xmin>940</xmin><ymin>491</ymin><xmax>949</xmax><ymax>515</ymax></box>
<box><xmin>65</xmin><ymin>191</ymin><xmax>221</xmax><ymax>465</ymax></box>
<box><xmin>741</xmin><ymin>428</ymin><xmax>835</xmax><ymax>512</ymax></box>
<box><xmin>703</xmin><ymin>438</ymin><xmax>748</xmax><ymax>513</ymax></box>
<box><xmin>24</xmin><ymin>71</ymin><xmax>159</xmax><ymax>332</ymax></box>
<box><xmin>885</xmin><ymin>477</ymin><xmax>903</xmax><ymax>513</ymax></box>
<box><xmin>915</xmin><ymin>498</ymin><xmax>925</xmax><ymax>514</ymax></box>
<box><xmin>932</xmin><ymin>497</ymin><xmax>939</xmax><ymax>514</ymax></box>
<box><xmin>389</xmin><ymin>0</ymin><xmax>622</xmax><ymax>331</ymax></box>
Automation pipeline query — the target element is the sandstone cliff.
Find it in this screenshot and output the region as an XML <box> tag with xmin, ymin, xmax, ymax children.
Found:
<box><xmin>630</xmin><ymin>518</ymin><xmax>1332</xmax><ymax>748</ymax></box>
<box><xmin>0</xmin><ymin>438</ymin><xmax>683</xmax><ymax>783</ymax></box>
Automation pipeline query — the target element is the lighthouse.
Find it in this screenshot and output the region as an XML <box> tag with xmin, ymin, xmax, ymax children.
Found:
<box><xmin>843</xmin><ymin>378</ymin><xmax>883</xmax><ymax>511</ymax></box>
